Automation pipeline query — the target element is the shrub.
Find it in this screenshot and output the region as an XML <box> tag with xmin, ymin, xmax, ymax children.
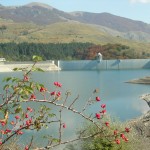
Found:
<box><xmin>0</xmin><ymin>56</ymin><xmax>131</xmax><ymax>149</ymax></box>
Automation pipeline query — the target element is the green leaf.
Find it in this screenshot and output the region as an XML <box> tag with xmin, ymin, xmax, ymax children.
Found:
<box><xmin>15</xmin><ymin>106</ymin><xmax>22</xmax><ymax>113</ymax></box>
<box><xmin>19</xmin><ymin>89</ymin><xmax>23</xmax><ymax>94</ymax></box>
<box><xmin>44</xmin><ymin>124</ymin><xmax>48</xmax><ymax>129</ymax></box>
<box><xmin>32</xmin><ymin>55</ymin><xmax>42</xmax><ymax>62</ymax></box>
<box><xmin>12</xmin><ymin>77</ymin><xmax>20</xmax><ymax>82</ymax></box>
<box><xmin>3</xmin><ymin>84</ymin><xmax>11</xmax><ymax>90</ymax></box>
<box><xmin>52</xmin><ymin>138</ymin><xmax>59</xmax><ymax>143</ymax></box>
<box><xmin>48</xmin><ymin>113</ymin><xmax>56</xmax><ymax>118</ymax></box>
<box><xmin>35</xmin><ymin>83</ymin><xmax>44</xmax><ymax>91</ymax></box>
<box><xmin>13</xmin><ymin>68</ymin><xmax>23</xmax><ymax>71</ymax></box>
<box><xmin>13</xmin><ymin>68</ymin><xmax>18</xmax><ymax>71</ymax></box>
<box><xmin>3</xmin><ymin>77</ymin><xmax>12</xmax><ymax>82</ymax></box>
<box><xmin>35</xmin><ymin>67</ymin><xmax>44</xmax><ymax>72</ymax></box>
<box><xmin>25</xmin><ymin>86</ymin><xmax>34</xmax><ymax>94</ymax></box>
<box><xmin>12</xmin><ymin>103</ymin><xmax>19</xmax><ymax>108</ymax></box>
<box><xmin>32</xmin><ymin>67</ymin><xmax>44</xmax><ymax>72</ymax></box>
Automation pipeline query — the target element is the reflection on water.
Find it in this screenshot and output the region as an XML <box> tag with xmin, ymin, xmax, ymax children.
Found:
<box><xmin>0</xmin><ymin>69</ymin><xmax>149</xmax><ymax>148</ymax></box>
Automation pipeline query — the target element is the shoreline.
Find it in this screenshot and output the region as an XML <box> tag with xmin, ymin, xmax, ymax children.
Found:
<box><xmin>125</xmin><ymin>76</ymin><xmax>150</xmax><ymax>84</ymax></box>
<box><xmin>0</xmin><ymin>62</ymin><xmax>61</xmax><ymax>71</ymax></box>
<box><xmin>0</xmin><ymin>65</ymin><xmax>12</xmax><ymax>72</ymax></box>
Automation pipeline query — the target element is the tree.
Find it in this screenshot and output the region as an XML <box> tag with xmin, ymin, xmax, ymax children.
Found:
<box><xmin>0</xmin><ymin>25</ymin><xmax>7</xmax><ymax>34</ymax></box>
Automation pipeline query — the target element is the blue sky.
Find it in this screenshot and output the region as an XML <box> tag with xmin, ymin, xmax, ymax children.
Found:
<box><xmin>0</xmin><ymin>0</ymin><xmax>150</xmax><ymax>23</ymax></box>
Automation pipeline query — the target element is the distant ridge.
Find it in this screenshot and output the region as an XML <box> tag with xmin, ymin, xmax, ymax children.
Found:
<box><xmin>1</xmin><ymin>2</ymin><xmax>150</xmax><ymax>43</ymax></box>
<box><xmin>71</xmin><ymin>12</ymin><xmax>150</xmax><ymax>33</ymax></box>
<box><xmin>25</xmin><ymin>2</ymin><xmax>54</xmax><ymax>10</ymax></box>
<box><xmin>0</xmin><ymin>2</ymin><xmax>150</xmax><ymax>31</ymax></box>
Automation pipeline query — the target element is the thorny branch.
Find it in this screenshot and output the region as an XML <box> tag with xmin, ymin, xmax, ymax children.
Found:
<box><xmin>0</xmin><ymin>58</ymin><xmax>131</xmax><ymax>150</ymax></box>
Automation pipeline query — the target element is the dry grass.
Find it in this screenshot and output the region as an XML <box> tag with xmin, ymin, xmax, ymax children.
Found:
<box><xmin>1</xmin><ymin>19</ymin><xmax>150</xmax><ymax>54</ymax></box>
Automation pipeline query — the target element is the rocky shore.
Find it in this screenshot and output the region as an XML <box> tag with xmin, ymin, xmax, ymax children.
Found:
<box><xmin>132</xmin><ymin>94</ymin><xmax>150</xmax><ymax>137</ymax></box>
<box><xmin>125</xmin><ymin>76</ymin><xmax>150</xmax><ymax>84</ymax></box>
<box><xmin>128</xmin><ymin>94</ymin><xmax>150</xmax><ymax>150</ymax></box>
<box><xmin>126</xmin><ymin>76</ymin><xmax>150</xmax><ymax>145</ymax></box>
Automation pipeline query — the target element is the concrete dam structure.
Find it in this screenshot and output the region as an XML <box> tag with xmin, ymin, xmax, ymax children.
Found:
<box><xmin>59</xmin><ymin>59</ymin><xmax>150</xmax><ymax>70</ymax></box>
<box><xmin>0</xmin><ymin>59</ymin><xmax>149</xmax><ymax>72</ymax></box>
<box><xmin>0</xmin><ymin>61</ymin><xmax>61</xmax><ymax>72</ymax></box>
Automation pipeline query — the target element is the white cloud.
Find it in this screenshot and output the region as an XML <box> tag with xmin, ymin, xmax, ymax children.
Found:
<box><xmin>130</xmin><ymin>0</ymin><xmax>150</xmax><ymax>3</ymax></box>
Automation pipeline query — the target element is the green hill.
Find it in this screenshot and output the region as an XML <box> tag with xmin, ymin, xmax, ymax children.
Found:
<box><xmin>0</xmin><ymin>19</ymin><xmax>150</xmax><ymax>57</ymax></box>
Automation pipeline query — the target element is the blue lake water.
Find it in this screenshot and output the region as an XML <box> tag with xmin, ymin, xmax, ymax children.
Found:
<box><xmin>31</xmin><ymin>69</ymin><xmax>150</xmax><ymax>121</ymax></box>
<box><xmin>0</xmin><ymin>69</ymin><xmax>149</xmax><ymax>148</ymax></box>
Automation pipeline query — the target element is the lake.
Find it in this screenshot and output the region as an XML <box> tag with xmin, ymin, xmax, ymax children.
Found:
<box><xmin>31</xmin><ymin>69</ymin><xmax>150</xmax><ymax>121</ymax></box>
<box><xmin>0</xmin><ymin>69</ymin><xmax>149</xmax><ymax>148</ymax></box>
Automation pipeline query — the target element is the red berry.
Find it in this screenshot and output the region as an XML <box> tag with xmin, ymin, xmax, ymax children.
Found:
<box><xmin>105</xmin><ymin>122</ymin><xmax>109</xmax><ymax>127</ymax></box>
<box><xmin>96</xmin><ymin>113</ymin><xmax>101</xmax><ymax>119</ymax></box>
<box><xmin>50</xmin><ymin>91</ymin><xmax>56</xmax><ymax>96</ymax></box>
<box><xmin>27</xmin><ymin>107</ymin><xmax>33</xmax><ymax>112</ymax></box>
<box><xmin>54</xmin><ymin>82</ymin><xmax>58</xmax><ymax>86</ymax></box>
<box><xmin>15</xmin><ymin>115</ymin><xmax>20</xmax><ymax>120</ymax></box>
<box><xmin>120</xmin><ymin>133</ymin><xmax>125</xmax><ymax>139</ymax></box>
<box><xmin>124</xmin><ymin>137</ymin><xmax>129</xmax><ymax>142</ymax></box>
<box><xmin>63</xmin><ymin>123</ymin><xmax>66</xmax><ymax>128</ymax></box>
<box><xmin>101</xmin><ymin>109</ymin><xmax>106</xmax><ymax>114</ymax></box>
<box><xmin>57</xmin><ymin>91</ymin><xmax>61</xmax><ymax>97</ymax></box>
<box><xmin>26</xmin><ymin>120</ymin><xmax>30</xmax><ymax>126</ymax></box>
<box><xmin>17</xmin><ymin>130</ymin><xmax>24</xmax><ymax>135</ymax></box>
<box><xmin>25</xmin><ymin>113</ymin><xmax>29</xmax><ymax>118</ymax></box>
<box><xmin>125</xmin><ymin>127</ymin><xmax>130</xmax><ymax>133</ymax></box>
<box><xmin>24</xmin><ymin>145</ymin><xmax>29</xmax><ymax>150</ymax></box>
<box><xmin>24</xmin><ymin>75</ymin><xmax>29</xmax><ymax>81</ymax></box>
<box><xmin>101</xmin><ymin>104</ymin><xmax>106</xmax><ymax>108</ymax></box>
<box><xmin>1</xmin><ymin>121</ymin><xmax>6</xmax><ymax>126</ymax></box>
<box><xmin>54</xmin><ymin>82</ymin><xmax>62</xmax><ymax>87</ymax></box>
<box><xmin>29</xmin><ymin>118</ymin><xmax>32</xmax><ymax>123</ymax></box>
<box><xmin>114</xmin><ymin>130</ymin><xmax>118</xmax><ymax>135</ymax></box>
<box><xmin>30</xmin><ymin>94</ymin><xmax>36</xmax><ymax>100</ymax></box>
<box><xmin>5</xmin><ymin>129</ymin><xmax>11</xmax><ymax>133</ymax></box>
<box><xmin>10</xmin><ymin>121</ymin><xmax>15</xmax><ymax>125</ymax></box>
<box><xmin>96</xmin><ymin>96</ymin><xmax>100</xmax><ymax>101</ymax></box>
<box><xmin>115</xmin><ymin>139</ymin><xmax>120</xmax><ymax>144</ymax></box>
<box><xmin>40</xmin><ymin>87</ymin><xmax>47</xmax><ymax>92</ymax></box>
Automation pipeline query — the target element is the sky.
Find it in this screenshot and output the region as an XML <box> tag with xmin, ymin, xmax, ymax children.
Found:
<box><xmin>0</xmin><ymin>0</ymin><xmax>150</xmax><ymax>23</ymax></box>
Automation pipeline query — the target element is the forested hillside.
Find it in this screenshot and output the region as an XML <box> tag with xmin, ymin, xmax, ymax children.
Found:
<box><xmin>0</xmin><ymin>42</ymin><xmax>149</xmax><ymax>61</ymax></box>
<box><xmin>0</xmin><ymin>2</ymin><xmax>150</xmax><ymax>61</ymax></box>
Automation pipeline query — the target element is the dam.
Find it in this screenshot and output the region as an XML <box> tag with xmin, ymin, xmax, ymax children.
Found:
<box><xmin>0</xmin><ymin>59</ymin><xmax>150</xmax><ymax>72</ymax></box>
<box><xmin>0</xmin><ymin>60</ymin><xmax>61</xmax><ymax>72</ymax></box>
<box><xmin>59</xmin><ymin>59</ymin><xmax>150</xmax><ymax>70</ymax></box>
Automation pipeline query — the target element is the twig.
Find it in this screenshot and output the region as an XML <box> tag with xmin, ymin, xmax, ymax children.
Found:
<box><xmin>28</xmin><ymin>136</ymin><xmax>34</xmax><ymax>149</ymax></box>
<box><xmin>37</xmin><ymin>131</ymin><xmax>105</xmax><ymax>149</ymax></box>
<box><xmin>68</xmin><ymin>94</ymin><xmax>79</xmax><ymax>108</ymax></box>
<box><xmin>59</xmin><ymin>110</ymin><xmax>62</xmax><ymax>144</ymax></box>
<box><xmin>23</xmin><ymin>99</ymin><xmax>100</xmax><ymax>129</ymax></box>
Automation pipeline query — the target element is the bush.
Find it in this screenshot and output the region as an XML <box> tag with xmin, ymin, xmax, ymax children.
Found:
<box><xmin>79</xmin><ymin>116</ymin><xmax>132</xmax><ymax>150</ymax></box>
<box><xmin>0</xmin><ymin>56</ymin><xmax>131</xmax><ymax>150</ymax></box>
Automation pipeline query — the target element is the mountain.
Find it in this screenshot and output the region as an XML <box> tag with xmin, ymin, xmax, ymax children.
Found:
<box><xmin>0</xmin><ymin>2</ymin><xmax>150</xmax><ymax>32</ymax></box>
<box><xmin>71</xmin><ymin>12</ymin><xmax>150</xmax><ymax>33</ymax></box>
<box><xmin>1</xmin><ymin>2</ymin><xmax>150</xmax><ymax>44</ymax></box>
<box><xmin>0</xmin><ymin>2</ymin><xmax>73</xmax><ymax>25</ymax></box>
